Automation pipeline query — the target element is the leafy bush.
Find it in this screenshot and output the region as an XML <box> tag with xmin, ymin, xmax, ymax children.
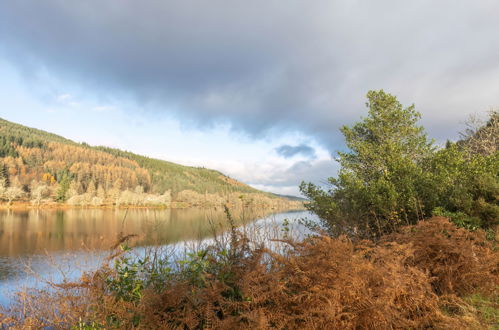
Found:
<box><xmin>432</xmin><ymin>207</ymin><xmax>481</xmax><ymax>231</ymax></box>
<box><xmin>422</xmin><ymin>143</ymin><xmax>498</xmax><ymax>230</ymax></box>
<box><xmin>106</xmin><ymin>246</ymin><xmax>154</xmax><ymax>303</ymax></box>
<box><xmin>301</xmin><ymin>90</ymin><xmax>498</xmax><ymax>238</ymax></box>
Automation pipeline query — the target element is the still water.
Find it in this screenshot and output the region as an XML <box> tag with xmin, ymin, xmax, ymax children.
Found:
<box><xmin>0</xmin><ymin>208</ymin><xmax>315</xmax><ymax>307</ymax></box>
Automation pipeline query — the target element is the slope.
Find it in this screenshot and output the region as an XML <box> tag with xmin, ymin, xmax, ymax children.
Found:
<box><xmin>0</xmin><ymin>117</ymin><xmax>290</xmax><ymax>207</ymax></box>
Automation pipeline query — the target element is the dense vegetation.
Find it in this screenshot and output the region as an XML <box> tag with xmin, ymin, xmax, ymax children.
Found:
<box><xmin>0</xmin><ymin>118</ymin><xmax>298</xmax><ymax>208</ymax></box>
<box><xmin>1</xmin><ymin>216</ymin><xmax>497</xmax><ymax>329</ymax></box>
<box><xmin>300</xmin><ymin>90</ymin><xmax>498</xmax><ymax>238</ymax></box>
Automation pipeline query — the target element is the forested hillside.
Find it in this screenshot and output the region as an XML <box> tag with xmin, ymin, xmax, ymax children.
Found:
<box><xmin>0</xmin><ymin>118</ymin><xmax>298</xmax><ymax>208</ymax></box>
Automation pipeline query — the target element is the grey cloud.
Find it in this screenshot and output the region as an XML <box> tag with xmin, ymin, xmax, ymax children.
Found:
<box><xmin>1</xmin><ymin>1</ymin><xmax>499</xmax><ymax>149</ymax></box>
<box><xmin>252</xmin><ymin>159</ymin><xmax>337</xmax><ymax>196</ymax></box>
<box><xmin>219</xmin><ymin>157</ymin><xmax>338</xmax><ymax>197</ymax></box>
<box><xmin>247</xmin><ymin>160</ymin><xmax>338</xmax><ymax>189</ymax></box>
<box><xmin>275</xmin><ymin>144</ymin><xmax>316</xmax><ymax>159</ymax></box>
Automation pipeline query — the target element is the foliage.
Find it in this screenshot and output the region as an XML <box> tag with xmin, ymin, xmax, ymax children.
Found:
<box><xmin>2</xmin><ymin>217</ymin><xmax>497</xmax><ymax>329</ymax></box>
<box><xmin>300</xmin><ymin>90</ymin><xmax>433</xmax><ymax>237</ymax></box>
<box><xmin>422</xmin><ymin>143</ymin><xmax>499</xmax><ymax>230</ymax></box>
<box><xmin>0</xmin><ymin>117</ymin><xmax>297</xmax><ymax>207</ymax></box>
<box><xmin>458</xmin><ymin>109</ymin><xmax>498</xmax><ymax>156</ymax></box>
<box><xmin>1</xmin><ymin>186</ymin><xmax>24</xmax><ymax>204</ymax></box>
<box><xmin>382</xmin><ymin>217</ymin><xmax>498</xmax><ymax>296</ymax></box>
<box><xmin>107</xmin><ymin>245</ymin><xmax>155</xmax><ymax>303</ymax></box>
<box><xmin>30</xmin><ymin>181</ymin><xmax>49</xmax><ymax>205</ymax></box>
<box><xmin>432</xmin><ymin>207</ymin><xmax>482</xmax><ymax>231</ymax></box>
<box><xmin>0</xmin><ymin>163</ymin><xmax>9</xmax><ymax>187</ymax></box>
<box><xmin>301</xmin><ymin>90</ymin><xmax>498</xmax><ymax>238</ymax></box>
<box><xmin>56</xmin><ymin>173</ymin><xmax>72</xmax><ymax>202</ymax></box>
<box><xmin>464</xmin><ymin>293</ymin><xmax>499</xmax><ymax>327</ymax></box>
<box><xmin>95</xmin><ymin>145</ymin><xmax>262</xmax><ymax>196</ymax></box>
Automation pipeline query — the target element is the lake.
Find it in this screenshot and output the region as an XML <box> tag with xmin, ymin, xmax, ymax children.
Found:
<box><xmin>0</xmin><ymin>208</ymin><xmax>315</xmax><ymax>307</ymax></box>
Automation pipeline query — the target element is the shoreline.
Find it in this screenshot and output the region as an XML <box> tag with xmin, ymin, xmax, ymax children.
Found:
<box><xmin>0</xmin><ymin>201</ymin><xmax>184</xmax><ymax>210</ymax></box>
<box><xmin>0</xmin><ymin>201</ymin><xmax>306</xmax><ymax>211</ymax></box>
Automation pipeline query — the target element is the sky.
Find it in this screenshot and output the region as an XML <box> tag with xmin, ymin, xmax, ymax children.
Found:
<box><xmin>1</xmin><ymin>1</ymin><xmax>499</xmax><ymax>196</ymax></box>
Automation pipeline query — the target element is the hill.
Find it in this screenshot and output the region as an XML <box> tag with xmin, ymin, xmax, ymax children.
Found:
<box><xmin>0</xmin><ymin>117</ymin><xmax>302</xmax><ymax>209</ymax></box>
<box><xmin>273</xmin><ymin>193</ymin><xmax>307</xmax><ymax>202</ymax></box>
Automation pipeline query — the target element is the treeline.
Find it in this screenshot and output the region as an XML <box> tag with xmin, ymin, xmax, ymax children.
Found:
<box><xmin>94</xmin><ymin>145</ymin><xmax>257</xmax><ymax>195</ymax></box>
<box><xmin>0</xmin><ymin>118</ymin><xmax>294</xmax><ymax>208</ymax></box>
<box><xmin>301</xmin><ymin>90</ymin><xmax>498</xmax><ymax>238</ymax></box>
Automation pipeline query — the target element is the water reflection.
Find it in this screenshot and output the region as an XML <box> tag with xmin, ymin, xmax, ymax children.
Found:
<box><xmin>0</xmin><ymin>208</ymin><xmax>273</xmax><ymax>257</ymax></box>
<box><xmin>0</xmin><ymin>208</ymin><xmax>315</xmax><ymax>308</ymax></box>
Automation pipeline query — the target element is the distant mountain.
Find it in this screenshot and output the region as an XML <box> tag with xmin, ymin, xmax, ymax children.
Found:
<box><xmin>0</xmin><ymin>117</ymin><xmax>302</xmax><ymax>209</ymax></box>
<box><xmin>273</xmin><ymin>194</ymin><xmax>307</xmax><ymax>201</ymax></box>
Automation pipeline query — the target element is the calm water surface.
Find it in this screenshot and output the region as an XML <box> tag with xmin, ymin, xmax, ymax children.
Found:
<box><xmin>0</xmin><ymin>208</ymin><xmax>315</xmax><ymax>307</ymax></box>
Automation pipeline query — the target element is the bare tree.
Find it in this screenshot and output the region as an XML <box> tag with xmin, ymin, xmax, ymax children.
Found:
<box><xmin>30</xmin><ymin>183</ymin><xmax>49</xmax><ymax>206</ymax></box>
<box><xmin>459</xmin><ymin>109</ymin><xmax>498</xmax><ymax>156</ymax></box>
<box><xmin>4</xmin><ymin>186</ymin><xmax>24</xmax><ymax>205</ymax></box>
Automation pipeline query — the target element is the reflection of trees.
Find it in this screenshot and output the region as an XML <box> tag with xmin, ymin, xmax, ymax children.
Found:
<box><xmin>0</xmin><ymin>257</ymin><xmax>22</xmax><ymax>281</ymax></box>
<box><xmin>0</xmin><ymin>208</ymin><xmax>276</xmax><ymax>258</ymax></box>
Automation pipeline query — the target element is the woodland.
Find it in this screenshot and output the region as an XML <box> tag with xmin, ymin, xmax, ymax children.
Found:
<box><xmin>0</xmin><ymin>118</ymin><xmax>301</xmax><ymax>210</ymax></box>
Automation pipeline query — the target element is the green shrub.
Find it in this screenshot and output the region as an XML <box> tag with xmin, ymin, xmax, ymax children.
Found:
<box><xmin>301</xmin><ymin>90</ymin><xmax>433</xmax><ymax>238</ymax></box>
<box><xmin>301</xmin><ymin>90</ymin><xmax>498</xmax><ymax>239</ymax></box>
<box><xmin>432</xmin><ymin>207</ymin><xmax>482</xmax><ymax>231</ymax></box>
<box><xmin>422</xmin><ymin>144</ymin><xmax>498</xmax><ymax>230</ymax></box>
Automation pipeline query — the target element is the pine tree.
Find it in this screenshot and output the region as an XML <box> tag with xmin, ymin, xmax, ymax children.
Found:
<box><xmin>0</xmin><ymin>163</ymin><xmax>10</xmax><ymax>187</ymax></box>
<box><xmin>97</xmin><ymin>184</ymin><xmax>106</xmax><ymax>200</ymax></box>
<box><xmin>86</xmin><ymin>180</ymin><xmax>96</xmax><ymax>197</ymax></box>
<box><xmin>55</xmin><ymin>175</ymin><xmax>71</xmax><ymax>202</ymax></box>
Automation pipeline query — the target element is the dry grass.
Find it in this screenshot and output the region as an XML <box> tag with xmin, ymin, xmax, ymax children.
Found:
<box><xmin>1</xmin><ymin>217</ymin><xmax>497</xmax><ymax>329</ymax></box>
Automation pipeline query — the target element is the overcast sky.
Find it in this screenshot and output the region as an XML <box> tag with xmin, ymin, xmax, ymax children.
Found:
<box><xmin>1</xmin><ymin>1</ymin><xmax>498</xmax><ymax>196</ymax></box>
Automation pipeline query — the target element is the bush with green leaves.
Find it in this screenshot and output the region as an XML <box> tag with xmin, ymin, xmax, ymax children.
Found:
<box><xmin>104</xmin><ymin>211</ymin><xmax>250</xmax><ymax>322</ymax></box>
<box><xmin>301</xmin><ymin>90</ymin><xmax>498</xmax><ymax>238</ymax></box>
<box><xmin>301</xmin><ymin>90</ymin><xmax>433</xmax><ymax>238</ymax></box>
<box><xmin>423</xmin><ymin>144</ymin><xmax>498</xmax><ymax>230</ymax></box>
<box><xmin>105</xmin><ymin>245</ymin><xmax>170</xmax><ymax>303</ymax></box>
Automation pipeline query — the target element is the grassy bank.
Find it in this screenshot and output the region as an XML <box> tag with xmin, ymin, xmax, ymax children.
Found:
<box><xmin>1</xmin><ymin>216</ymin><xmax>497</xmax><ymax>329</ymax></box>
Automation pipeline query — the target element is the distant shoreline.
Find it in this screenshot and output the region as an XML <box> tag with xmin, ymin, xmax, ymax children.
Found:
<box><xmin>0</xmin><ymin>201</ymin><xmax>305</xmax><ymax>211</ymax></box>
<box><xmin>0</xmin><ymin>201</ymin><xmax>179</xmax><ymax>210</ymax></box>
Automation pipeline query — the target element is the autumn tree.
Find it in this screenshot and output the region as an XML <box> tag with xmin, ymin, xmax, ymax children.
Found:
<box><xmin>97</xmin><ymin>184</ymin><xmax>106</xmax><ymax>200</ymax></box>
<box><xmin>86</xmin><ymin>180</ymin><xmax>96</xmax><ymax>197</ymax></box>
<box><xmin>30</xmin><ymin>180</ymin><xmax>49</xmax><ymax>206</ymax></box>
<box><xmin>3</xmin><ymin>186</ymin><xmax>24</xmax><ymax>205</ymax></box>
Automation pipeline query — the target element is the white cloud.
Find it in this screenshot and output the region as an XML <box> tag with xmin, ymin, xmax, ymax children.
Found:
<box><xmin>180</xmin><ymin>155</ymin><xmax>337</xmax><ymax>196</ymax></box>
<box><xmin>56</xmin><ymin>93</ymin><xmax>71</xmax><ymax>102</ymax></box>
<box><xmin>55</xmin><ymin>93</ymin><xmax>80</xmax><ymax>107</ymax></box>
<box><xmin>93</xmin><ymin>105</ymin><xmax>117</xmax><ymax>112</ymax></box>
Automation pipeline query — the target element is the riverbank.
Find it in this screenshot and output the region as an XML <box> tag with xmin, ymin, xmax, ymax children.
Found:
<box><xmin>0</xmin><ymin>209</ymin><xmax>313</xmax><ymax>309</ymax></box>
<box><xmin>0</xmin><ymin>200</ymin><xmax>305</xmax><ymax>211</ymax></box>
<box><xmin>1</xmin><ymin>217</ymin><xmax>497</xmax><ymax>328</ymax></box>
<box><xmin>0</xmin><ymin>207</ymin><xmax>310</xmax><ymax>258</ymax></box>
<box><xmin>0</xmin><ymin>201</ymin><xmax>185</xmax><ymax>210</ymax></box>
